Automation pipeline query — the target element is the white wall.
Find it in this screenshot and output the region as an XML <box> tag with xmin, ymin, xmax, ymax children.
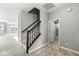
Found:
<box><xmin>21</xmin><ymin>10</ymin><xmax>36</xmax><ymax>43</ymax></box>
<box><xmin>50</xmin><ymin>3</ymin><xmax>79</xmax><ymax>52</ymax></box>
<box><xmin>21</xmin><ymin>10</ymin><xmax>35</xmax><ymax>31</ymax></box>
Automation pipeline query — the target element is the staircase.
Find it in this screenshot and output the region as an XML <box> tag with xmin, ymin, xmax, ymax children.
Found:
<box><xmin>21</xmin><ymin>8</ymin><xmax>41</xmax><ymax>53</ymax></box>
<box><xmin>22</xmin><ymin>20</ymin><xmax>41</xmax><ymax>53</ymax></box>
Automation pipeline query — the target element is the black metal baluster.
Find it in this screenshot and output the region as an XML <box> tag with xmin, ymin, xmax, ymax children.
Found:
<box><xmin>31</xmin><ymin>30</ymin><xmax>33</xmax><ymax>45</ymax></box>
<box><xmin>37</xmin><ymin>24</ymin><xmax>39</xmax><ymax>35</ymax></box>
<box><xmin>35</xmin><ymin>26</ymin><xmax>37</xmax><ymax>39</ymax></box>
<box><xmin>29</xmin><ymin>31</ymin><xmax>31</xmax><ymax>47</ymax></box>
<box><xmin>32</xmin><ymin>29</ymin><xmax>34</xmax><ymax>43</ymax></box>
<box><xmin>32</xmin><ymin>30</ymin><xmax>33</xmax><ymax>44</ymax></box>
<box><xmin>37</xmin><ymin>25</ymin><xmax>38</xmax><ymax>36</ymax></box>
<box><xmin>39</xmin><ymin>22</ymin><xmax>40</xmax><ymax>34</ymax></box>
<box><xmin>27</xmin><ymin>30</ymin><xmax>29</xmax><ymax>53</ymax></box>
<box><xmin>34</xmin><ymin>28</ymin><xmax>35</xmax><ymax>39</ymax></box>
<box><xmin>36</xmin><ymin>25</ymin><xmax>38</xmax><ymax>38</ymax></box>
<box><xmin>26</xmin><ymin>21</ymin><xmax>41</xmax><ymax>53</ymax></box>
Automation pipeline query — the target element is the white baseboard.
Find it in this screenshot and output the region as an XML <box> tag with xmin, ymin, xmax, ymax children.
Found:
<box><xmin>29</xmin><ymin>39</ymin><xmax>57</xmax><ymax>53</ymax></box>
<box><xmin>60</xmin><ymin>46</ymin><xmax>79</xmax><ymax>55</ymax></box>
<box><xmin>29</xmin><ymin>42</ymin><xmax>50</xmax><ymax>53</ymax></box>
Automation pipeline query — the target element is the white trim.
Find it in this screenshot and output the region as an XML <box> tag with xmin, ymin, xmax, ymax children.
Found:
<box><xmin>60</xmin><ymin>46</ymin><xmax>79</xmax><ymax>55</ymax></box>
<box><xmin>29</xmin><ymin>42</ymin><xmax>50</xmax><ymax>53</ymax></box>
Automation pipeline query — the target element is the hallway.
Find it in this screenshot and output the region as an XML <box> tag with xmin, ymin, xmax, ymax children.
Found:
<box><xmin>29</xmin><ymin>37</ymin><xmax>79</xmax><ymax>56</ymax></box>
<box><xmin>0</xmin><ymin>3</ymin><xmax>79</xmax><ymax>56</ymax></box>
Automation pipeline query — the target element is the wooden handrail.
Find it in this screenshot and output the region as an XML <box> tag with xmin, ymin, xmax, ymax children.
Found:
<box><xmin>22</xmin><ymin>20</ymin><xmax>39</xmax><ymax>33</ymax></box>
<box><xmin>29</xmin><ymin>21</ymin><xmax>41</xmax><ymax>32</ymax></box>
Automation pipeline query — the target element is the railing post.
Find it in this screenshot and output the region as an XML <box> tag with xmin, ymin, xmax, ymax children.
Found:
<box><xmin>26</xmin><ymin>30</ymin><xmax>29</xmax><ymax>53</ymax></box>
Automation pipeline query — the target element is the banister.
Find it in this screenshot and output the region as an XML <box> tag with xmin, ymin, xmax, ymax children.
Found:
<box><xmin>22</xmin><ymin>20</ymin><xmax>39</xmax><ymax>33</ymax></box>
<box><xmin>26</xmin><ymin>20</ymin><xmax>41</xmax><ymax>53</ymax></box>
<box><xmin>29</xmin><ymin>21</ymin><xmax>41</xmax><ymax>32</ymax></box>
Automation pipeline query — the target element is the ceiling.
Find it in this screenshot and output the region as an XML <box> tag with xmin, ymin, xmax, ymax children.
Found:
<box><xmin>0</xmin><ymin>3</ymin><xmax>68</xmax><ymax>12</ymax></box>
<box><xmin>42</xmin><ymin>3</ymin><xmax>55</xmax><ymax>10</ymax></box>
<box><xmin>41</xmin><ymin>3</ymin><xmax>66</xmax><ymax>10</ymax></box>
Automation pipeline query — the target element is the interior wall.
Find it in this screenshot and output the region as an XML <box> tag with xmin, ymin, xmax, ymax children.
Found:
<box><xmin>21</xmin><ymin>10</ymin><xmax>35</xmax><ymax>31</ymax></box>
<box><xmin>50</xmin><ymin>3</ymin><xmax>79</xmax><ymax>52</ymax></box>
<box><xmin>21</xmin><ymin>10</ymin><xmax>35</xmax><ymax>43</ymax></box>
